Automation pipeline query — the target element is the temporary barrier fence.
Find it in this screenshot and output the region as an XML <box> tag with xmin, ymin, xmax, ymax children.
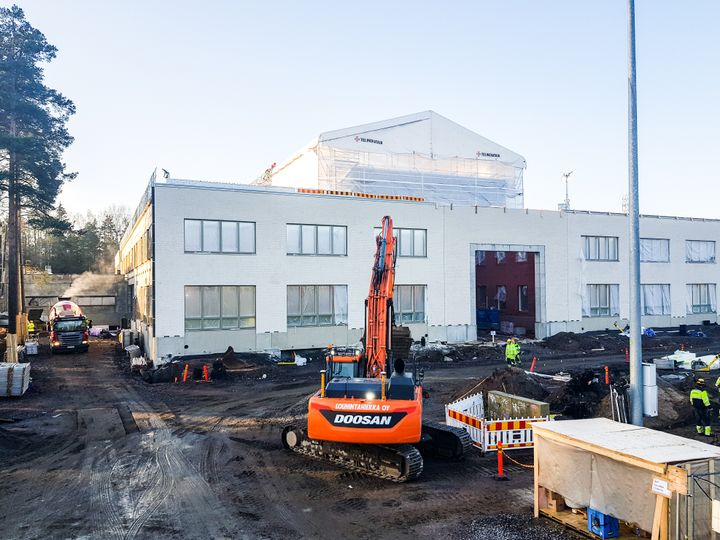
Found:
<box><xmin>445</xmin><ymin>392</ymin><xmax>550</xmax><ymax>453</ymax></box>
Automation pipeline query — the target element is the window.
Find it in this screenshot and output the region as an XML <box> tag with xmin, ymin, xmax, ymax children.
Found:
<box><xmin>640</xmin><ymin>238</ymin><xmax>670</xmax><ymax>262</ymax></box>
<box><xmin>641</xmin><ymin>284</ymin><xmax>671</xmax><ymax>315</ymax></box>
<box><xmin>76</xmin><ymin>296</ymin><xmax>116</xmax><ymax>306</ymax></box>
<box><xmin>287</xmin><ymin>224</ymin><xmax>347</xmax><ymax>255</ymax></box>
<box><xmin>374</xmin><ymin>227</ymin><xmax>426</xmax><ymax>257</ymax></box>
<box><xmin>518</xmin><ymin>285</ymin><xmax>529</xmax><ymax>312</ymax></box>
<box><xmin>394</xmin><ymin>285</ymin><xmax>426</xmax><ymax>323</ymax></box>
<box><xmin>184</xmin><ymin>286</ymin><xmax>255</xmax><ymax>330</ymax></box>
<box><xmin>686</xmin><ymin>240</ymin><xmax>716</xmax><ymax>263</ymax></box>
<box><xmin>516</xmin><ymin>251</ymin><xmax>527</xmax><ymax>262</ymax></box>
<box><xmin>475</xmin><ymin>251</ymin><xmax>486</xmax><ymax>265</ymax></box>
<box><xmin>477</xmin><ymin>285</ymin><xmax>488</xmax><ymax>309</ymax></box>
<box><xmin>184</xmin><ymin>219</ymin><xmax>255</xmax><ymax>254</ymax></box>
<box><xmin>494</xmin><ymin>285</ymin><xmax>507</xmax><ymax>310</ymax></box>
<box><xmin>583</xmin><ymin>284</ymin><xmax>620</xmax><ymax>317</ymax></box>
<box><xmin>582</xmin><ymin>236</ymin><xmax>619</xmax><ymax>261</ymax></box>
<box><xmin>287</xmin><ymin>285</ymin><xmax>348</xmax><ymax>326</ymax></box>
<box><xmin>496</xmin><ymin>251</ymin><xmax>506</xmax><ymax>264</ymax></box>
<box><xmin>687</xmin><ymin>284</ymin><xmax>716</xmax><ymax>314</ymax></box>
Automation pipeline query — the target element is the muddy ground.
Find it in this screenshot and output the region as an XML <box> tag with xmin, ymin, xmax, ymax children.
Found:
<box><xmin>1</xmin><ymin>331</ymin><xmax>719</xmax><ymax>539</ymax></box>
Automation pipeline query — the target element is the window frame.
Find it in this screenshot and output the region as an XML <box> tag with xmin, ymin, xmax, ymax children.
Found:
<box><xmin>640</xmin><ymin>238</ymin><xmax>670</xmax><ymax>263</ymax></box>
<box><xmin>518</xmin><ymin>285</ymin><xmax>529</xmax><ymax>312</ymax></box>
<box><xmin>184</xmin><ymin>219</ymin><xmax>256</xmax><ymax>255</ymax></box>
<box><xmin>287</xmin><ymin>224</ymin><xmax>348</xmax><ymax>256</ymax></box>
<box><xmin>582</xmin><ymin>235</ymin><xmax>619</xmax><ymax>262</ymax></box>
<box><xmin>686</xmin><ymin>240</ymin><xmax>716</xmax><ymax>264</ymax></box>
<box><xmin>585</xmin><ymin>284</ymin><xmax>620</xmax><ymax>318</ymax></box>
<box><xmin>640</xmin><ymin>283</ymin><xmax>671</xmax><ymax>316</ymax></box>
<box><xmin>184</xmin><ymin>285</ymin><xmax>256</xmax><ymax>331</ymax></box>
<box><xmin>286</xmin><ymin>285</ymin><xmax>348</xmax><ymax>327</ymax></box>
<box><xmin>374</xmin><ymin>227</ymin><xmax>427</xmax><ymax>258</ymax></box>
<box><xmin>689</xmin><ymin>283</ymin><xmax>715</xmax><ymax>314</ymax></box>
<box><xmin>394</xmin><ymin>285</ymin><xmax>427</xmax><ymax>323</ymax></box>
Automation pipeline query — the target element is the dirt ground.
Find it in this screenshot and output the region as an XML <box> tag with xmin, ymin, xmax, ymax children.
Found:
<box><xmin>2</xmin><ymin>330</ymin><xmax>719</xmax><ymax>539</ymax></box>
<box><xmin>0</xmin><ymin>340</ymin><xmax>597</xmax><ymax>540</ymax></box>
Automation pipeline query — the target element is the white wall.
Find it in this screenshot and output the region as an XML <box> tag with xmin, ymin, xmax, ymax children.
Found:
<box><xmin>144</xmin><ymin>182</ymin><xmax>720</xmax><ymax>360</ymax></box>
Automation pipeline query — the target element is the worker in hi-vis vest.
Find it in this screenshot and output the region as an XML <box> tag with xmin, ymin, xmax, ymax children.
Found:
<box><xmin>690</xmin><ymin>378</ymin><xmax>712</xmax><ymax>436</ymax></box>
<box><xmin>505</xmin><ymin>338</ymin><xmax>521</xmax><ymax>366</ymax></box>
<box><xmin>27</xmin><ymin>320</ymin><xmax>35</xmax><ymax>335</ymax></box>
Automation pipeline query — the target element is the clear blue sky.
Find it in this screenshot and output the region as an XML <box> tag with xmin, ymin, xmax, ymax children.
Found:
<box><xmin>13</xmin><ymin>0</ymin><xmax>720</xmax><ymax>218</ymax></box>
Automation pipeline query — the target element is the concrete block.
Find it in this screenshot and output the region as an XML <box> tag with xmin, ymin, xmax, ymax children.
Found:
<box><xmin>487</xmin><ymin>390</ymin><xmax>549</xmax><ymax>419</ymax></box>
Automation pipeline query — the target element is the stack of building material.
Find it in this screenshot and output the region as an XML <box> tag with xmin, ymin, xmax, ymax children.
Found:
<box><xmin>0</xmin><ymin>363</ymin><xmax>31</xmax><ymax>397</ymax></box>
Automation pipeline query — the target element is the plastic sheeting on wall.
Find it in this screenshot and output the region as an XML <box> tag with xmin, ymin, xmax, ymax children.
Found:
<box><xmin>640</xmin><ymin>238</ymin><xmax>670</xmax><ymax>262</ymax></box>
<box><xmin>641</xmin><ymin>284</ymin><xmax>671</xmax><ymax>315</ymax></box>
<box><xmin>686</xmin><ymin>240</ymin><xmax>716</xmax><ymax>263</ymax></box>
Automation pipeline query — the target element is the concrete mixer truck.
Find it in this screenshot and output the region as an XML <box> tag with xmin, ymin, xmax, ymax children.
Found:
<box><xmin>49</xmin><ymin>299</ymin><xmax>90</xmax><ymax>353</ymax></box>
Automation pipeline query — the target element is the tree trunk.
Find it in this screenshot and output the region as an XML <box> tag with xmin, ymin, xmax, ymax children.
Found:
<box><xmin>7</xmin><ymin>177</ymin><xmax>18</xmax><ymax>336</ymax></box>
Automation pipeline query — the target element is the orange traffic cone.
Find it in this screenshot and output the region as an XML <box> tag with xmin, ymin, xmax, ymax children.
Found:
<box><xmin>203</xmin><ymin>364</ymin><xmax>210</xmax><ymax>382</ymax></box>
<box><xmin>182</xmin><ymin>363</ymin><xmax>189</xmax><ymax>382</ymax></box>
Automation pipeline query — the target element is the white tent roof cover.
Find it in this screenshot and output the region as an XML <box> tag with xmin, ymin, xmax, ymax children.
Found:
<box><xmin>270</xmin><ymin>111</ymin><xmax>527</xmax><ymax>208</ymax></box>
<box><xmin>535</xmin><ymin>418</ymin><xmax>720</xmax><ymax>464</ymax></box>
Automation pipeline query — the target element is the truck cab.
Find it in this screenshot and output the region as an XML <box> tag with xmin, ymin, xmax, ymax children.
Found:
<box><xmin>50</xmin><ymin>316</ymin><xmax>89</xmax><ymax>353</ymax></box>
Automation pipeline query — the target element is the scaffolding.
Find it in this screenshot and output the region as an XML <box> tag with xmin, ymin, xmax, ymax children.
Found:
<box><xmin>315</xmin><ymin>146</ymin><xmax>524</xmax><ymax>208</ymax></box>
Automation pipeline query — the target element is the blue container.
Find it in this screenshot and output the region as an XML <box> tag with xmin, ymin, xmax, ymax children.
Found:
<box><xmin>587</xmin><ymin>508</ymin><xmax>619</xmax><ymax>539</ymax></box>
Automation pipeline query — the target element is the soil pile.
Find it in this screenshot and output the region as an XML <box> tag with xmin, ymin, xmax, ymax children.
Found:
<box><xmin>546</xmin><ymin>370</ymin><xmax>609</xmax><ymax>418</ymax></box>
<box><xmin>542</xmin><ymin>332</ymin><xmax>612</xmax><ymax>352</ymax></box>
<box><xmin>458</xmin><ymin>367</ymin><xmax>548</xmax><ymax>402</ymax></box>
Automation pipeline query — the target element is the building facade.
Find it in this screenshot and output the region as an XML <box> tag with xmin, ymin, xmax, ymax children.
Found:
<box><xmin>117</xmin><ymin>178</ymin><xmax>720</xmax><ymax>363</ymax></box>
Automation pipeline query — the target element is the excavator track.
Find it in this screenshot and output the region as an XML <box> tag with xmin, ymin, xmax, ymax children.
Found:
<box><xmin>419</xmin><ymin>422</ymin><xmax>473</xmax><ymax>460</ymax></box>
<box><xmin>282</xmin><ymin>426</ymin><xmax>423</xmax><ymax>482</ymax></box>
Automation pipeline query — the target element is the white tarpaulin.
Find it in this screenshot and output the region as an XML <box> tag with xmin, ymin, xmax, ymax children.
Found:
<box><xmin>640</xmin><ymin>238</ymin><xmax>670</xmax><ymax>262</ymax></box>
<box><xmin>686</xmin><ymin>240</ymin><xmax>716</xmax><ymax>263</ymax></box>
<box><xmin>641</xmin><ymin>284</ymin><xmax>671</xmax><ymax>315</ymax></box>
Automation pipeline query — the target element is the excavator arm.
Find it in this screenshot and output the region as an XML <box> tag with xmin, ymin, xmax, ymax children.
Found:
<box><xmin>365</xmin><ymin>216</ymin><xmax>396</xmax><ymax>378</ymax></box>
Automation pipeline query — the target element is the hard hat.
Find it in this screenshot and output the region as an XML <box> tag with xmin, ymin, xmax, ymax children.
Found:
<box><xmin>506</xmin><ymin>338</ymin><xmax>512</xmax><ymax>343</ymax></box>
<box><xmin>697</xmin><ymin>378</ymin><xmax>706</xmax><ymax>386</ymax></box>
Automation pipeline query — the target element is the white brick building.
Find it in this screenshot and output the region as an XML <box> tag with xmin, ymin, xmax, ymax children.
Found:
<box><xmin>117</xmin><ymin>113</ymin><xmax>720</xmax><ymax>362</ymax></box>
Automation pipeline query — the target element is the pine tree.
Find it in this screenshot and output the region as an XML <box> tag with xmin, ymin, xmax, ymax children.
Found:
<box><xmin>0</xmin><ymin>5</ymin><xmax>75</xmax><ymax>335</ymax></box>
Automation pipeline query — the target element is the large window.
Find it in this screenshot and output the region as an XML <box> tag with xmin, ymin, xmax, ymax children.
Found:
<box><xmin>583</xmin><ymin>284</ymin><xmax>620</xmax><ymax>317</ymax></box>
<box><xmin>374</xmin><ymin>227</ymin><xmax>426</xmax><ymax>257</ymax></box>
<box><xmin>687</xmin><ymin>284</ymin><xmax>716</xmax><ymax>314</ymax></box>
<box><xmin>641</xmin><ymin>284</ymin><xmax>671</xmax><ymax>315</ymax></box>
<box><xmin>287</xmin><ymin>285</ymin><xmax>348</xmax><ymax>326</ymax></box>
<box><xmin>287</xmin><ymin>224</ymin><xmax>347</xmax><ymax>255</ymax></box>
<box><xmin>394</xmin><ymin>285</ymin><xmax>426</xmax><ymax>323</ymax></box>
<box><xmin>640</xmin><ymin>238</ymin><xmax>670</xmax><ymax>262</ymax></box>
<box><xmin>184</xmin><ymin>219</ymin><xmax>255</xmax><ymax>254</ymax></box>
<box><xmin>494</xmin><ymin>285</ymin><xmax>507</xmax><ymax>310</ymax></box>
<box><xmin>184</xmin><ymin>286</ymin><xmax>256</xmax><ymax>330</ymax></box>
<box><xmin>76</xmin><ymin>296</ymin><xmax>116</xmax><ymax>306</ymax></box>
<box><xmin>518</xmin><ymin>285</ymin><xmax>529</xmax><ymax>312</ymax></box>
<box><xmin>582</xmin><ymin>236</ymin><xmax>619</xmax><ymax>261</ymax></box>
<box><xmin>686</xmin><ymin>240</ymin><xmax>716</xmax><ymax>263</ymax></box>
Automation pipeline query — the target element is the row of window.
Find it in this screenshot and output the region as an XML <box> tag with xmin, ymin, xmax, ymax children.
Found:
<box><xmin>476</xmin><ymin>251</ymin><xmax>529</xmax><ymax>265</ymax></box>
<box><xmin>583</xmin><ymin>283</ymin><xmax>717</xmax><ymax>317</ymax></box>
<box><xmin>183</xmin><ymin>285</ymin><xmax>427</xmax><ymax>330</ymax></box>
<box><xmin>582</xmin><ymin>236</ymin><xmax>716</xmax><ymax>263</ymax></box>
<box><xmin>120</xmin><ymin>226</ymin><xmax>152</xmax><ymax>274</ymax></box>
<box><xmin>184</xmin><ymin>220</ymin><xmax>428</xmax><ymax>258</ymax></box>
<box><xmin>478</xmin><ymin>285</ymin><xmax>530</xmax><ymax>312</ymax></box>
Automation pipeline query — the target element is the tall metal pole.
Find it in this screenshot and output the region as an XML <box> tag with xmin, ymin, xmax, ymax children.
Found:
<box><xmin>627</xmin><ymin>0</ymin><xmax>643</xmax><ymax>426</ymax></box>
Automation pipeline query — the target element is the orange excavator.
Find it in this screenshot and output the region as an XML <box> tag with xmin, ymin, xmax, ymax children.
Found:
<box><xmin>282</xmin><ymin>216</ymin><xmax>471</xmax><ymax>481</ymax></box>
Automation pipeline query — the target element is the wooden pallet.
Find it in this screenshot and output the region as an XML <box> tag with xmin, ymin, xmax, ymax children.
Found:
<box><xmin>540</xmin><ymin>507</ymin><xmax>646</xmax><ymax>539</ymax></box>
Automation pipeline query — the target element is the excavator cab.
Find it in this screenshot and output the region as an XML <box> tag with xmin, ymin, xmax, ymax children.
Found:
<box><xmin>325</xmin><ymin>346</ymin><xmax>363</xmax><ymax>379</ymax></box>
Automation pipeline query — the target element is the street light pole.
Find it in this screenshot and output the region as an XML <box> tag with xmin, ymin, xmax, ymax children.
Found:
<box><xmin>627</xmin><ymin>0</ymin><xmax>643</xmax><ymax>426</ymax></box>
